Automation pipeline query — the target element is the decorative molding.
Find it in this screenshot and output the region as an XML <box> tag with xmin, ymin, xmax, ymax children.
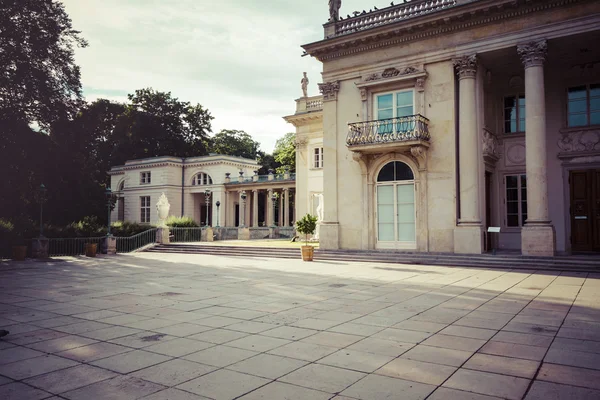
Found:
<box><xmin>360</xmin><ymin>88</ymin><xmax>368</xmax><ymax>101</ymax></box>
<box><xmin>517</xmin><ymin>39</ymin><xmax>547</xmax><ymax>68</ymax></box>
<box><xmin>505</xmin><ymin>142</ymin><xmax>526</xmax><ymax>166</ymax></box>
<box><xmin>453</xmin><ymin>55</ymin><xmax>478</xmax><ymax>79</ymax></box>
<box><xmin>557</xmin><ymin>129</ymin><xmax>600</xmax><ymax>154</ymax></box>
<box><xmin>482</xmin><ymin>129</ymin><xmax>499</xmax><ymax>165</ymax></box>
<box><xmin>318</xmin><ymin>81</ymin><xmax>340</xmax><ymax>101</ymax></box>
<box><xmin>294</xmin><ymin>138</ymin><xmax>308</xmax><ymax>149</ymax></box>
<box><xmin>508</xmin><ymin>75</ymin><xmax>524</xmax><ymax>89</ymax></box>
<box><xmin>364</xmin><ymin>66</ymin><xmax>419</xmax><ymax>82</ymax></box>
<box><xmin>410</xmin><ymin>145</ymin><xmax>428</xmax><ymax>170</ymax></box>
<box><xmin>415</xmin><ymin>78</ymin><xmax>426</xmax><ymax>92</ymax></box>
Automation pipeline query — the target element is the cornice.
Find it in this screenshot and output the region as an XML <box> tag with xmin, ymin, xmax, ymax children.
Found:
<box><xmin>283</xmin><ymin>111</ymin><xmax>323</xmax><ymax>127</ymax></box>
<box><xmin>303</xmin><ymin>0</ymin><xmax>588</xmax><ymax>61</ymax></box>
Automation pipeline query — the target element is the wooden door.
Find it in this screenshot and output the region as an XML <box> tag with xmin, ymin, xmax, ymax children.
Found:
<box><xmin>570</xmin><ymin>170</ymin><xmax>600</xmax><ymax>252</ymax></box>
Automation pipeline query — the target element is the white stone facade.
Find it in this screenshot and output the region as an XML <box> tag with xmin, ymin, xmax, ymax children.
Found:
<box><xmin>295</xmin><ymin>0</ymin><xmax>600</xmax><ymax>255</ymax></box>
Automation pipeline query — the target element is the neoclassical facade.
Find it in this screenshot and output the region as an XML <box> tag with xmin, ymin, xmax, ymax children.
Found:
<box><xmin>108</xmin><ymin>155</ymin><xmax>296</xmax><ymax>229</ymax></box>
<box><xmin>296</xmin><ymin>0</ymin><xmax>600</xmax><ymax>255</ymax></box>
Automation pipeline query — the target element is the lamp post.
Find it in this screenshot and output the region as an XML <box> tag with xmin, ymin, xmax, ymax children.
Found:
<box><xmin>204</xmin><ymin>189</ymin><xmax>211</xmax><ymax>226</ymax></box>
<box><xmin>271</xmin><ymin>193</ymin><xmax>277</xmax><ymax>227</ymax></box>
<box><xmin>240</xmin><ymin>191</ymin><xmax>247</xmax><ymax>227</ymax></box>
<box><xmin>105</xmin><ymin>187</ymin><xmax>112</xmax><ymax>236</ymax></box>
<box><xmin>38</xmin><ymin>184</ymin><xmax>47</xmax><ymax>238</ymax></box>
<box><xmin>215</xmin><ymin>201</ymin><xmax>221</xmax><ymax>227</ymax></box>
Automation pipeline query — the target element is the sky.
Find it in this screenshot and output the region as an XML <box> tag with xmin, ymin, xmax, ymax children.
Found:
<box><xmin>61</xmin><ymin>0</ymin><xmax>378</xmax><ymax>152</ymax></box>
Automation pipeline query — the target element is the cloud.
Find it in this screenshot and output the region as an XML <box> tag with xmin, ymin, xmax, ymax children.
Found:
<box><xmin>62</xmin><ymin>0</ymin><xmax>377</xmax><ymax>151</ymax></box>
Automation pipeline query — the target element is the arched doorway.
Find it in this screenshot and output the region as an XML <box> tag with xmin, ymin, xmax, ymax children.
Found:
<box><xmin>376</xmin><ymin>161</ymin><xmax>416</xmax><ymax>249</ymax></box>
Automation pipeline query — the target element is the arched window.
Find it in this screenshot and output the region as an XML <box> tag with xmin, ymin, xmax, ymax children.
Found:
<box><xmin>376</xmin><ymin>161</ymin><xmax>416</xmax><ymax>248</ymax></box>
<box><xmin>192</xmin><ymin>173</ymin><xmax>213</xmax><ymax>186</ymax></box>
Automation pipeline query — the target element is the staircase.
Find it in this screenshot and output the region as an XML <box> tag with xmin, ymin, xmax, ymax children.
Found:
<box><xmin>145</xmin><ymin>244</ymin><xmax>600</xmax><ymax>272</ymax></box>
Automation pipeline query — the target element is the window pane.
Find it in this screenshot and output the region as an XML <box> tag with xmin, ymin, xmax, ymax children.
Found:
<box><xmin>397</xmin><ymin>203</ymin><xmax>415</xmax><ymax>223</ymax></box>
<box><xmin>507</xmin><ymin>215</ymin><xmax>519</xmax><ymax>227</ymax></box>
<box><xmin>377</xmin><ymin>94</ymin><xmax>393</xmax><ymax>110</ymax></box>
<box><xmin>378</xmin><ymin>109</ymin><xmax>393</xmax><ymax>120</ymax></box>
<box><xmin>569</xmin><ymin>99</ymin><xmax>587</xmax><ymax>113</ymax></box>
<box><xmin>504</xmin><ymin>97</ymin><xmax>517</xmax><ymax>109</ymax></box>
<box><xmin>519</xmin><ymin>119</ymin><xmax>526</xmax><ymax>132</ymax></box>
<box><xmin>591</xmin><ymin>111</ymin><xmax>600</xmax><ymax>126</ymax></box>
<box><xmin>591</xmin><ymin>97</ymin><xmax>600</xmax><ymax>112</ymax></box>
<box><xmin>395</xmin><ymin>162</ymin><xmax>414</xmax><ymax>181</ymax></box>
<box><xmin>396</xmin><ymin>184</ymin><xmax>414</xmax><ymax>203</ymax></box>
<box><xmin>378</xmin><ymin>223</ymin><xmax>395</xmax><ymax>241</ymax></box>
<box><xmin>377</xmin><ymin>163</ymin><xmax>395</xmax><ymax>182</ymax></box>
<box><xmin>398</xmin><ymin>223</ymin><xmax>415</xmax><ymax>242</ymax></box>
<box><xmin>569</xmin><ymin>113</ymin><xmax>587</xmax><ymax>127</ymax></box>
<box><xmin>591</xmin><ymin>84</ymin><xmax>600</xmax><ymax>97</ymax></box>
<box><xmin>396</xmin><ymin>91</ymin><xmax>413</xmax><ymax>107</ymax></box>
<box><xmin>397</xmin><ymin>105</ymin><xmax>414</xmax><ymax>118</ymax></box>
<box><xmin>507</xmin><ymin>202</ymin><xmax>519</xmax><ymax>214</ymax></box>
<box><xmin>520</xmin><ymin>175</ymin><xmax>527</xmax><ymax>188</ymax></box>
<box><xmin>377</xmin><ymin>186</ymin><xmax>394</xmax><ymax>241</ymax></box>
<box><xmin>568</xmin><ymin>86</ymin><xmax>587</xmax><ymax>100</ymax></box>
<box><xmin>507</xmin><ymin>189</ymin><xmax>518</xmax><ymax>202</ymax></box>
<box><xmin>506</xmin><ymin>176</ymin><xmax>518</xmax><ymax>188</ymax></box>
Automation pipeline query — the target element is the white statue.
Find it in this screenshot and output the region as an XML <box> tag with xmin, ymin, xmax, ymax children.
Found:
<box><xmin>301</xmin><ymin>72</ymin><xmax>309</xmax><ymax>98</ymax></box>
<box><xmin>314</xmin><ymin>193</ymin><xmax>324</xmax><ymax>240</ymax></box>
<box><xmin>156</xmin><ymin>193</ymin><xmax>170</xmax><ymax>227</ymax></box>
<box><xmin>329</xmin><ymin>0</ymin><xmax>341</xmax><ymax>22</ymax></box>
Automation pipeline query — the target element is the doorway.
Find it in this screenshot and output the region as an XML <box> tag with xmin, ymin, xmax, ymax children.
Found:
<box><xmin>570</xmin><ymin>169</ymin><xmax>600</xmax><ymax>252</ymax></box>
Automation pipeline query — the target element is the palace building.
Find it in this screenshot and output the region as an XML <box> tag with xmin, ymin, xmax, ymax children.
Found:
<box><xmin>290</xmin><ymin>0</ymin><xmax>600</xmax><ymax>255</ymax></box>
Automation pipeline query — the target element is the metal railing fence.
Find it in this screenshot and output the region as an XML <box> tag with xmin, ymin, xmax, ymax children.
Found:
<box><xmin>170</xmin><ymin>227</ymin><xmax>204</xmax><ymax>243</ymax></box>
<box><xmin>48</xmin><ymin>236</ymin><xmax>106</xmax><ymax>257</ymax></box>
<box><xmin>116</xmin><ymin>229</ymin><xmax>157</xmax><ymax>253</ymax></box>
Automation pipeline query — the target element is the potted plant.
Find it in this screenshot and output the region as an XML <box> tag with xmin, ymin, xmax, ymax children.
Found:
<box><xmin>295</xmin><ymin>214</ymin><xmax>317</xmax><ymax>261</ymax></box>
<box><xmin>11</xmin><ymin>232</ymin><xmax>27</xmax><ymax>261</ymax></box>
<box><xmin>85</xmin><ymin>242</ymin><xmax>97</xmax><ymax>257</ymax></box>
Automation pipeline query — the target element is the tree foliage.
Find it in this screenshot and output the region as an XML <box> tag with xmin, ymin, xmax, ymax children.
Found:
<box><xmin>273</xmin><ymin>132</ymin><xmax>296</xmax><ymax>173</ymax></box>
<box><xmin>0</xmin><ymin>0</ymin><xmax>88</xmax><ymax>129</ymax></box>
<box><xmin>211</xmin><ymin>129</ymin><xmax>261</xmax><ymax>160</ymax></box>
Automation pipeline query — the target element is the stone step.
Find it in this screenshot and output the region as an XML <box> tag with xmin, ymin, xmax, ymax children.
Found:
<box><xmin>146</xmin><ymin>244</ymin><xmax>600</xmax><ymax>272</ymax></box>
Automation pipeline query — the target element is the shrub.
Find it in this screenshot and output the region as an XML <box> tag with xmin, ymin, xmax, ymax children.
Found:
<box><xmin>295</xmin><ymin>214</ymin><xmax>317</xmax><ymax>246</ymax></box>
<box><xmin>166</xmin><ymin>216</ymin><xmax>199</xmax><ymax>227</ymax></box>
<box><xmin>111</xmin><ymin>221</ymin><xmax>155</xmax><ymax>237</ymax></box>
<box><xmin>64</xmin><ymin>216</ymin><xmax>106</xmax><ymax>237</ymax></box>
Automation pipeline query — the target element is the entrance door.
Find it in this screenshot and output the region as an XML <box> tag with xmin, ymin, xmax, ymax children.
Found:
<box><xmin>117</xmin><ymin>197</ymin><xmax>124</xmax><ymax>221</ymax></box>
<box><xmin>570</xmin><ymin>169</ymin><xmax>600</xmax><ymax>252</ymax></box>
<box><xmin>376</xmin><ymin>161</ymin><xmax>416</xmax><ymax>249</ymax></box>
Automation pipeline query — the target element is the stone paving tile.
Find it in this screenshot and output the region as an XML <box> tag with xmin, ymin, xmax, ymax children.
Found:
<box><xmin>79</xmin><ymin>326</ymin><xmax>142</xmax><ymax>341</ymax></box>
<box><xmin>428</xmin><ymin>387</ymin><xmax>504</xmax><ymax>399</ymax></box>
<box><xmin>90</xmin><ymin>349</ymin><xmax>171</xmax><ymax>374</ymax></box>
<box><xmin>0</xmin><ymin>382</ymin><xmax>54</xmax><ymax>400</ymax></box>
<box><xmin>184</xmin><ymin>345</ymin><xmax>258</xmax><ymax>367</ymax></box>
<box><xmin>393</xmin><ymin>320</ymin><xmax>448</xmax><ymax>333</ymax></box>
<box><xmin>375</xmin><ymin>357</ymin><xmax>457</xmax><ymax>385</ymax></box>
<box><xmin>372</xmin><ymin>327</ymin><xmax>432</xmax><ymax>344</ymax></box>
<box><xmin>0</xmin><ymin>375</ymin><xmax>12</xmax><ymax>385</ymax></box>
<box><xmin>62</xmin><ymin>375</ymin><xmax>165</xmax><ymax>400</ymax></box>
<box><xmin>538</xmin><ymin>362</ymin><xmax>600</xmax><ymax>390</ymax></box>
<box><xmin>260</xmin><ymin>325</ymin><xmax>318</xmax><ymax>340</ymax></box>
<box><xmin>72</xmin><ymin>310</ymin><xmax>124</xmax><ymax>321</ymax></box>
<box><xmin>479</xmin><ymin>340</ymin><xmax>548</xmax><ymax>361</ymax></box>
<box><xmin>141</xmin><ymin>388</ymin><xmax>210</xmax><ymax>399</ymax></box>
<box><xmin>464</xmin><ymin>353</ymin><xmax>540</xmax><ymax>379</ymax></box>
<box><xmin>300</xmin><ymin>331</ymin><xmax>363</xmax><ymax>348</ymax></box>
<box><xmin>318</xmin><ymin>348</ymin><xmax>395</xmax><ymax>373</ymax></box>
<box><xmin>280</xmin><ymin>363</ymin><xmax>365</xmax><ymax>393</ymax></box>
<box><xmin>23</xmin><ymin>364</ymin><xmax>117</xmax><ymax>394</ymax></box>
<box><xmin>130</xmin><ymin>358</ymin><xmax>216</xmax><ymax>386</ymax></box>
<box><xmin>290</xmin><ymin>318</ymin><xmax>341</xmax><ymax>330</ymax></box>
<box><xmin>491</xmin><ymin>330</ymin><xmax>553</xmax><ymax>347</ymax></box>
<box><xmin>187</xmin><ymin>328</ymin><xmax>249</xmax><ymax>344</ymax></box>
<box><xmin>26</xmin><ymin>334</ymin><xmax>98</xmax><ymax>353</ymax></box>
<box><xmin>5</xmin><ymin>328</ymin><xmax>69</xmax><ymax>345</ymax></box>
<box><xmin>53</xmin><ymin>321</ymin><xmax>114</xmax><ymax>335</ymax></box>
<box><xmin>267</xmin><ymin>341</ymin><xmax>338</xmax><ymax>362</ymax></box>
<box><xmin>421</xmin><ymin>333</ymin><xmax>486</xmax><ymax>352</ymax></box>
<box><xmin>237</xmin><ymin>381</ymin><xmax>331</xmax><ymax>400</ymax></box>
<box><xmin>226</xmin><ymin>353</ymin><xmax>307</xmax><ymax>379</ymax></box>
<box><xmin>0</xmin><ymin>354</ymin><xmax>79</xmax><ymax>380</ymax></box>
<box><xmin>544</xmin><ymin>347</ymin><xmax>600</xmax><ymax>370</ymax></box>
<box><xmin>346</xmin><ymin>336</ymin><xmax>414</xmax><ymax>357</ymax></box>
<box><xmin>524</xmin><ymin>380</ymin><xmax>600</xmax><ymax>400</ymax></box>
<box><xmin>502</xmin><ymin>321</ymin><xmax>559</xmax><ymax>336</ymax></box>
<box><xmin>341</xmin><ymin>373</ymin><xmax>435</xmax><ymax>400</ymax></box>
<box><xmin>402</xmin><ymin>345</ymin><xmax>474</xmax><ymax>367</ymax></box>
<box><xmin>191</xmin><ymin>315</ymin><xmax>241</xmax><ymax>328</ymax></box>
<box><xmin>31</xmin><ymin>316</ymin><xmax>87</xmax><ymax>329</ymax></box>
<box><xmin>327</xmin><ymin>321</ymin><xmax>386</xmax><ymax>336</ymax></box>
<box><xmin>551</xmin><ymin>337</ymin><xmax>600</xmax><ymax>354</ymax></box>
<box><xmin>143</xmin><ymin>337</ymin><xmax>214</xmax><ymax>357</ymax></box>
<box><xmin>440</xmin><ymin>325</ymin><xmax>497</xmax><ymax>340</ymax></box>
<box><xmin>108</xmin><ymin>331</ymin><xmax>178</xmax><ymax>349</ymax></box>
<box><xmin>151</xmin><ymin>322</ymin><xmax>214</xmax><ymax>337</ymax></box>
<box><xmin>56</xmin><ymin>341</ymin><xmax>133</xmax><ymax>362</ymax></box>
<box><xmin>121</xmin><ymin>318</ymin><xmax>176</xmax><ymax>331</ymax></box>
<box><xmin>443</xmin><ymin>369</ymin><xmax>531</xmax><ymax>400</ymax></box>
<box><xmin>225</xmin><ymin>334</ymin><xmax>291</xmax><ymax>352</ymax></box>
<box><xmin>176</xmin><ymin>369</ymin><xmax>270</xmax><ymax>400</ymax></box>
<box><xmin>0</xmin><ymin>346</ymin><xmax>45</xmax><ymax>365</ymax></box>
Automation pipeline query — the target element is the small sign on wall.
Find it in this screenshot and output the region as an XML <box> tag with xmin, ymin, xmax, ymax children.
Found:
<box><xmin>487</xmin><ymin>227</ymin><xmax>501</xmax><ymax>233</ymax></box>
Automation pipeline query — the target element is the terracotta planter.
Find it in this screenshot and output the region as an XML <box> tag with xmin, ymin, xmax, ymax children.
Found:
<box><xmin>301</xmin><ymin>245</ymin><xmax>314</xmax><ymax>262</ymax></box>
<box><xmin>85</xmin><ymin>243</ymin><xmax>97</xmax><ymax>258</ymax></box>
<box><xmin>11</xmin><ymin>245</ymin><xmax>27</xmax><ymax>261</ymax></box>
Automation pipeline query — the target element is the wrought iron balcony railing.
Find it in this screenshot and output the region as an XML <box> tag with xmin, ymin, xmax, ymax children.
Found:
<box><xmin>346</xmin><ymin>115</ymin><xmax>430</xmax><ymax>147</ymax></box>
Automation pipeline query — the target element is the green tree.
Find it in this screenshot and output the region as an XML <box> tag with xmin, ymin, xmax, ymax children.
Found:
<box><xmin>0</xmin><ymin>0</ymin><xmax>88</xmax><ymax>129</ymax></box>
<box><xmin>273</xmin><ymin>132</ymin><xmax>296</xmax><ymax>173</ymax></box>
<box><xmin>211</xmin><ymin>129</ymin><xmax>261</xmax><ymax>160</ymax></box>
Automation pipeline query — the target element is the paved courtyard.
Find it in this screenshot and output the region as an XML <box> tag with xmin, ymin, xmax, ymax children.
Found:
<box><xmin>1</xmin><ymin>252</ymin><xmax>600</xmax><ymax>400</ymax></box>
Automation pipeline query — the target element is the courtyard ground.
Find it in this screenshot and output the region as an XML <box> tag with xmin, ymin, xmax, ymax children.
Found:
<box><xmin>1</xmin><ymin>252</ymin><xmax>600</xmax><ymax>400</ymax></box>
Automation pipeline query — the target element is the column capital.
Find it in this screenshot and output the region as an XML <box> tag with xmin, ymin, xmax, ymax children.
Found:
<box><xmin>318</xmin><ymin>81</ymin><xmax>340</xmax><ymax>101</ymax></box>
<box><xmin>283</xmin><ymin>187</ymin><xmax>289</xmax><ymax>192</ymax></box>
<box><xmin>517</xmin><ymin>40</ymin><xmax>547</xmax><ymax>68</ymax></box>
<box><xmin>453</xmin><ymin>54</ymin><xmax>477</xmax><ymax>79</ymax></box>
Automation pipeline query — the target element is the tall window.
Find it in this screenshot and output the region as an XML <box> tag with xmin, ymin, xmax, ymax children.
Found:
<box><xmin>375</xmin><ymin>90</ymin><xmax>414</xmax><ymax>134</ymax></box>
<box><xmin>313</xmin><ymin>147</ymin><xmax>323</xmax><ymax>169</ymax></box>
<box><xmin>140</xmin><ymin>172</ymin><xmax>151</xmax><ymax>185</ymax></box>
<box><xmin>504</xmin><ymin>95</ymin><xmax>526</xmax><ymax>134</ymax></box>
<box><xmin>192</xmin><ymin>173</ymin><xmax>213</xmax><ymax>186</ymax></box>
<box><xmin>505</xmin><ymin>175</ymin><xmax>527</xmax><ymax>227</ymax></box>
<box><xmin>568</xmin><ymin>84</ymin><xmax>600</xmax><ymax>127</ymax></box>
<box><xmin>140</xmin><ymin>196</ymin><xmax>151</xmax><ymax>223</ymax></box>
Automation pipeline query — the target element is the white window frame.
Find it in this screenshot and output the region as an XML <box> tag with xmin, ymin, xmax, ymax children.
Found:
<box><xmin>140</xmin><ymin>196</ymin><xmax>151</xmax><ymax>223</ymax></box>
<box><xmin>503</xmin><ymin>94</ymin><xmax>526</xmax><ymax>134</ymax></box>
<box><xmin>567</xmin><ymin>83</ymin><xmax>600</xmax><ymax>128</ymax></box>
<box><xmin>373</xmin><ymin>89</ymin><xmax>415</xmax><ymax>120</ymax></box>
<box><xmin>313</xmin><ymin>147</ymin><xmax>323</xmax><ymax>169</ymax></box>
<box><xmin>140</xmin><ymin>171</ymin><xmax>151</xmax><ymax>185</ymax></box>
<box><xmin>193</xmin><ymin>172</ymin><xmax>213</xmax><ymax>186</ymax></box>
<box><xmin>504</xmin><ymin>174</ymin><xmax>527</xmax><ymax>228</ymax></box>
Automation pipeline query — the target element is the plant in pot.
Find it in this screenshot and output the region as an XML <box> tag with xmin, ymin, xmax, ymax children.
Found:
<box><xmin>295</xmin><ymin>214</ymin><xmax>317</xmax><ymax>261</ymax></box>
<box><xmin>11</xmin><ymin>231</ymin><xmax>27</xmax><ymax>261</ymax></box>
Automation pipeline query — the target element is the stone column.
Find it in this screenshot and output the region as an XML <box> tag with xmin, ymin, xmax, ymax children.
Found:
<box><xmin>518</xmin><ymin>40</ymin><xmax>555</xmax><ymax>256</ymax></box>
<box><xmin>252</xmin><ymin>190</ymin><xmax>259</xmax><ymax>227</ymax></box>
<box><xmin>283</xmin><ymin>188</ymin><xmax>290</xmax><ymax>227</ymax></box>
<box><xmin>318</xmin><ymin>81</ymin><xmax>341</xmax><ymax>249</ymax></box>
<box><xmin>453</xmin><ymin>54</ymin><xmax>484</xmax><ymax>254</ymax></box>
<box><xmin>267</xmin><ymin>189</ymin><xmax>274</xmax><ymax>227</ymax></box>
<box><xmin>278</xmin><ymin>191</ymin><xmax>283</xmax><ymax>227</ymax></box>
<box><xmin>238</xmin><ymin>191</ymin><xmax>244</xmax><ymax>227</ymax></box>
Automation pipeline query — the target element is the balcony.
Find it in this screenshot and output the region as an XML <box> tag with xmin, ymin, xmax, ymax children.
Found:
<box><xmin>346</xmin><ymin>114</ymin><xmax>430</xmax><ymax>154</ymax></box>
<box><xmin>224</xmin><ymin>173</ymin><xmax>296</xmax><ymax>185</ymax></box>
